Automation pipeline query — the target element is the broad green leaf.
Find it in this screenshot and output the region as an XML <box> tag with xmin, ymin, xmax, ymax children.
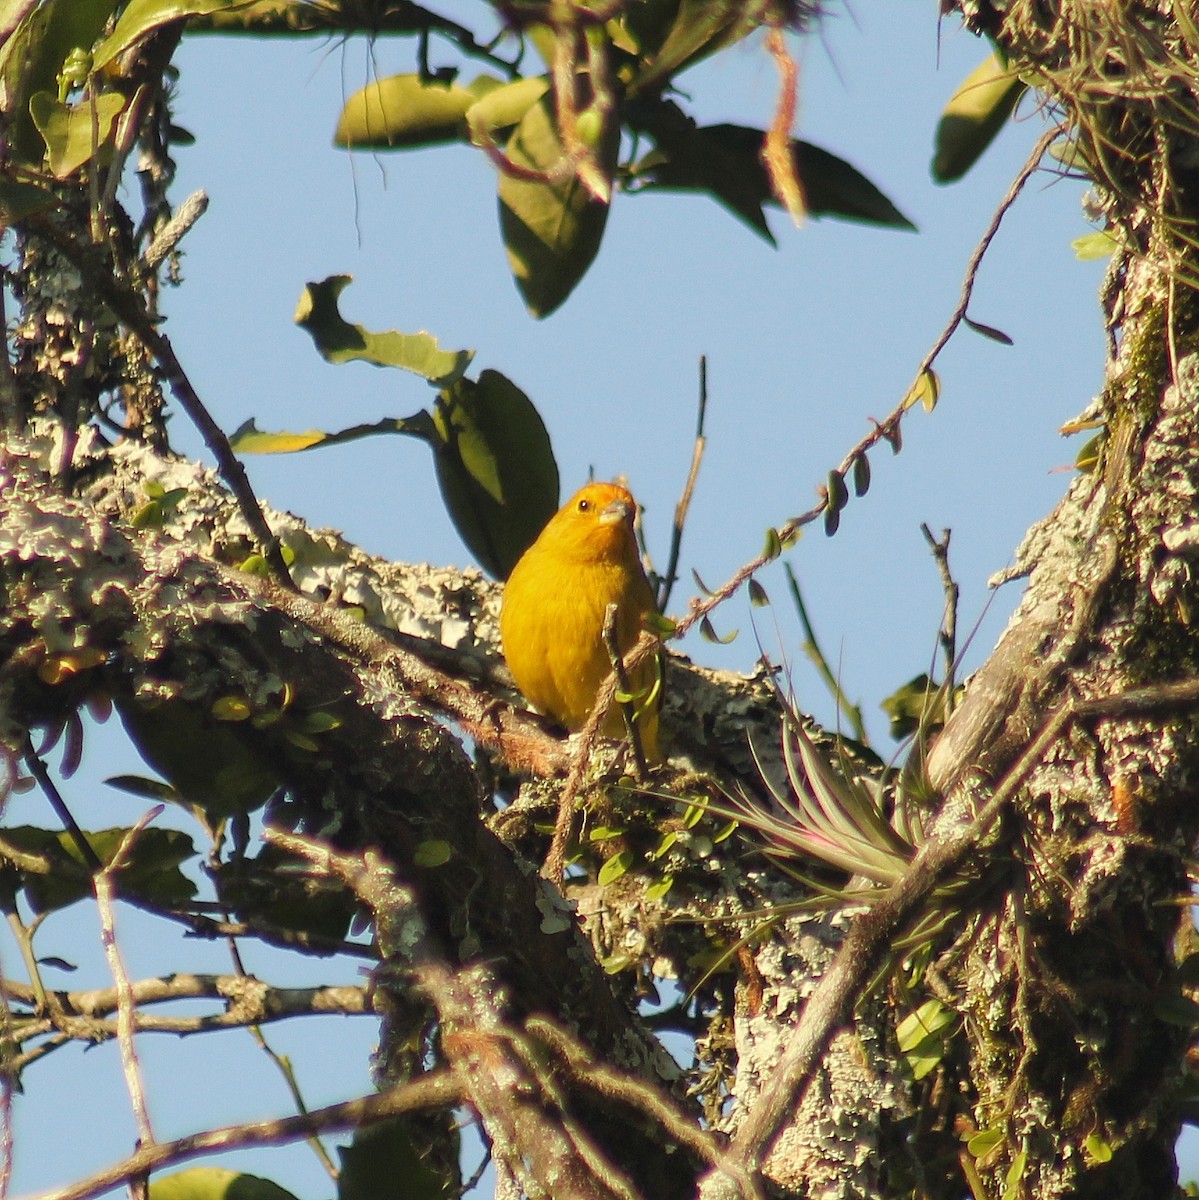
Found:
<box><xmin>882</xmin><ymin>674</ymin><xmax>959</xmax><ymax>740</ymax></box>
<box><xmin>0</xmin><ymin>180</ymin><xmax>55</xmax><ymax>222</ymax></box>
<box><xmin>116</xmin><ymin>694</ymin><xmax>280</xmax><ymax>818</ymax></box>
<box><xmin>896</xmin><ymin>998</ymin><xmax>955</xmax><ymax>1052</ymax></box>
<box><xmin>645</xmin><ymin>874</ymin><xmax>674</xmax><ymax>901</ymax></box>
<box><xmin>498</xmin><ymin>95</ymin><xmax>617</xmax><ymax>317</ymax></box>
<box><xmin>630</xmin><ymin>118</ymin><xmax>914</xmax><ymax>239</ymax></box>
<box><xmin>339</xmin><ymin>1118</ymin><xmax>451</xmax><ymax>1200</ymax></box>
<box><xmin>933</xmin><ymin>53</ymin><xmax>1026</xmax><ymax>184</ymax></box>
<box><xmin>464</xmin><ymin>74</ymin><xmax>550</xmax><ymax>141</ymax></box>
<box><xmin>4</xmin><ymin>824</ymin><xmax>195</xmax><ymax>913</ymax></box>
<box><xmin>1072</xmin><ymin>229</ymin><xmax>1118</xmax><ymax>260</ymax></box>
<box><xmin>217</xmin><ymin>844</ymin><xmax>359</xmax><ymax>943</ymax></box>
<box><xmin>0</xmin><ymin>0</ymin><xmax>120</xmax><ymax>164</ymax></box>
<box><xmin>152</xmin><ymin>1168</ymin><xmax>299</xmax><ymax>1200</ymax></box>
<box><xmin>294</xmin><ymin>276</ymin><xmax>473</xmax><ymax>383</ymax></box>
<box><xmin>631</xmin><ymin>0</ymin><xmax>759</xmax><ymax>95</ymax></box>
<box><xmin>598</xmin><ymin>849</ymin><xmax>634</xmax><ymax>887</ymax></box>
<box><xmin>1083</xmin><ymin>1134</ymin><xmax>1113</xmax><ymax>1164</ymax></box>
<box><xmin>334</xmin><ymin>73</ymin><xmax>476</xmax><ymax>149</ymax></box>
<box><xmin>432</xmin><ymin>369</ymin><xmax>559</xmax><ymax>578</ymax></box>
<box><xmin>93</xmin><ymin>0</ymin><xmax>249</xmax><ymax>70</ymax></box>
<box><xmin>966</xmin><ymin>1127</ymin><xmax>1005</xmax><ymax>1157</ymax></box>
<box><xmin>29</xmin><ymin>90</ymin><xmax>125</xmax><ymax>177</ymax></box>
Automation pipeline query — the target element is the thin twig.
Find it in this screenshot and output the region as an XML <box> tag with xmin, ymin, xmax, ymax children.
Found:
<box><xmin>26</xmin><ymin>1072</ymin><xmax>462</xmax><ymax>1200</ymax></box>
<box><xmin>673</xmin><ymin>123</ymin><xmax>1064</xmax><ymax>645</ymax></box>
<box><xmin>94</xmin><ymin>810</ymin><xmax>162</xmax><ymax>1146</ymax></box>
<box><xmin>27</xmin><ymin>219</ymin><xmax>295</xmax><ymax>589</ymax></box>
<box><xmin>602</xmin><ymin>603</ymin><xmax>648</xmax><ymax>779</ymax></box>
<box><xmin>22</xmin><ymin>736</ymin><xmax>101</xmax><ymax>871</ymax></box>
<box><xmin>658</xmin><ymin>355</ymin><xmax>708</xmax><ymax>612</ymax></box>
<box><xmin>920</xmin><ymin>524</ymin><xmax>959</xmax><ymax>703</ymax></box>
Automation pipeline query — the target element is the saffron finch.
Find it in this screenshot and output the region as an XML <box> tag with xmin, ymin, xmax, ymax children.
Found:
<box><xmin>500</xmin><ymin>482</ymin><xmax>661</xmax><ymax>760</ymax></box>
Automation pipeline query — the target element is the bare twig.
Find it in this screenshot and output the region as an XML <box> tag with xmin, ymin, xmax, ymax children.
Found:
<box><xmin>94</xmin><ymin>811</ymin><xmax>161</xmax><ymax>1146</ymax></box>
<box><xmin>27</xmin><ymin>220</ymin><xmax>295</xmax><ymax>589</ymax></box>
<box><xmin>1</xmin><ymin>975</ymin><xmax>368</xmax><ymax>1040</ymax></box>
<box><xmin>673</xmin><ymin>123</ymin><xmax>1065</xmax><ymax>646</ymax></box>
<box><xmin>22</xmin><ymin>736</ymin><xmax>101</xmax><ymax>871</ymax></box>
<box><xmin>657</xmin><ymin>355</ymin><xmax>708</xmax><ymax>612</ymax></box>
<box><xmin>27</xmin><ymin>1072</ymin><xmax>461</xmax><ymax>1200</ymax></box>
<box><xmin>920</xmin><ymin>524</ymin><xmax>959</xmax><ymax>701</ymax></box>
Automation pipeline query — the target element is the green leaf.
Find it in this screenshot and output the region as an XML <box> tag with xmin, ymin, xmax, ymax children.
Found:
<box><xmin>432</xmin><ymin>370</ymin><xmax>559</xmax><ymax>578</ymax></box>
<box><xmin>644</xmin><ymin>874</ymin><xmax>674</xmax><ymax>901</ymax></box>
<box><xmin>966</xmin><ymin>1127</ymin><xmax>1005</xmax><ymax>1157</ymax></box>
<box><xmin>93</xmin><ymin>0</ymin><xmax>249</xmax><ymax>71</ymax></box>
<box><xmin>699</xmin><ymin>616</ymin><xmax>737</xmax><ymax>644</ymax></box>
<box><xmin>104</xmin><ymin>774</ymin><xmax>181</xmax><ymax>802</ymax></box>
<box><xmin>294</xmin><ymin>276</ymin><xmax>473</xmax><ymax>383</ymax></box>
<box><xmin>631</xmin><ymin>0</ymin><xmax>761</xmax><ymax>95</ymax></box>
<box><xmin>217</xmin><ymin>845</ymin><xmax>358</xmax><ymax>943</ymax></box>
<box><xmin>1083</xmin><ymin>1133</ymin><xmax>1113</xmax><ymax>1165</ymax></box>
<box><xmin>629</xmin><ymin>117</ymin><xmax>915</xmax><ymax>239</ymax></box>
<box><xmin>896</xmin><ymin>998</ymin><xmax>955</xmax><ymax>1053</ymax></box>
<box><xmin>1072</xmin><ymin>229</ymin><xmax>1118</xmax><ymax>261</ymax></box>
<box><xmin>151</xmin><ymin>1169</ymin><xmax>299</xmax><ymax>1200</ymax></box>
<box><xmin>338</xmin><ymin>1118</ymin><xmax>451</xmax><ymax>1200</ymax></box>
<box><xmin>0</xmin><ymin>180</ymin><xmax>55</xmax><ymax>222</ymax></box>
<box><xmin>762</xmin><ymin>527</ymin><xmax>783</xmax><ymax>560</ymax></box>
<box><xmin>464</xmin><ymin>75</ymin><xmax>550</xmax><ymax>140</ymax></box>
<box><xmin>747</xmin><ymin>579</ymin><xmax>769</xmax><ymax>607</ymax></box>
<box><xmin>881</xmin><ymin>673</ymin><xmax>954</xmax><ymax>740</ymax></box>
<box><xmin>598</xmin><ymin>849</ymin><xmax>634</xmax><ymax>886</ymax></box>
<box><xmin>29</xmin><ymin>90</ymin><xmax>125</xmax><ymax>177</ymax></box>
<box><xmin>0</xmin><ymin>0</ymin><xmax>122</xmax><ymax>165</ymax></box>
<box><xmin>413</xmin><ymin>839</ymin><xmax>452</xmax><ymax>868</ymax></box>
<box><xmin>932</xmin><ymin>53</ymin><xmax>1026</xmax><ymax>184</ymax></box>
<box><xmin>229</xmin><ymin>415</ymin><xmax>434</xmax><ymax>456</ymax></box>
<box><xmin>498</xmin><ymin>95</ymin><xmax>617</xmax><ymax>317</ymax></box>
<box><xmin>851</xmin><ymin>452</ymin><xmax>871</xmax><ymax>497</ymax></box>
<box><xmin>963</xmin><ymin>314</ymin><xmax>1014</xmax><ymax>345</ymax></box>
<box><xmin>826</xmin><ymin>469</ymin><xmax>849</xmax><ymax>514</ymax></box>
<box><xmin>334</xmin><ymin>73</ymin><xmax>477</xmax><ymax>150</ymax></box>
<box><xmin>116</xmin><ymin>694</ymin><xmax>280</xmax><ymax>818</ymax></box>
<box><xmin>1002</xmin><ymin>1149</ymin><xmax>1027</xmax><ymax>1200</ymax></box>
<box><xmin>4</xmin><ymin>824</ymin><xmax>196</xmax><ymax>913</ymax></box>
<box><xmin>902</xmin><ymin>369</ymin><xmax>940</xmax><ymax>413</ymax></box>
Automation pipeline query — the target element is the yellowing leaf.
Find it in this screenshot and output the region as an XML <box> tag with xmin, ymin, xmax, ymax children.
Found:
<box><xmin>294</xmin><ymin>276</ymin><xmax>473</xmax><ymax>383</ymax></box>
<box><xmin>1072</xmin><ymin>229</ymin><xmax>1118</xmax><ymax>260</ymax></box>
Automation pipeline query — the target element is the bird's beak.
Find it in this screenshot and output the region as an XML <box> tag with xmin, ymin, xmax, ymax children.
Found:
<box><xmin>599</xmin><ymin>498</ymin><xmax>632</xmax><ymax>526</ymax></box>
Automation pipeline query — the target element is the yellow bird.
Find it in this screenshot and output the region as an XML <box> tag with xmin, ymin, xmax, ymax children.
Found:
<box><xmin>500</xmin><ymin>482</ymin><xmax>661</xmax><ymax>761</ymax></box>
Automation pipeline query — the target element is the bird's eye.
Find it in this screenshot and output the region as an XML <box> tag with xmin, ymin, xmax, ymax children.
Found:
<box><xmin>577</xmin><ymin>499</ymin><xmax>591</xmax><ymax>512</ymax></box>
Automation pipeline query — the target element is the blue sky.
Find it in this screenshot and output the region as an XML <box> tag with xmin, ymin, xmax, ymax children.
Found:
<box><xmin>10</xmin><ymin>3</ymin><xmax>1150</xmax><ymax>1196</ymax></box>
